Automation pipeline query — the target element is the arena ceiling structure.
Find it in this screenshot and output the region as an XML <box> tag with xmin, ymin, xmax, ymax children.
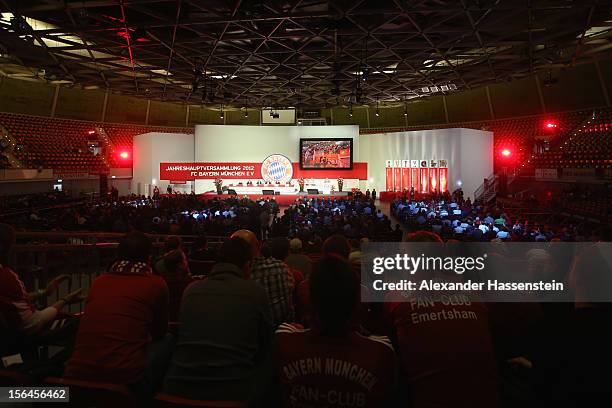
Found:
<box><xmin>0</xmin><ymin>0</ymin><xmax>612</xmax><ymax>109</ymax></box>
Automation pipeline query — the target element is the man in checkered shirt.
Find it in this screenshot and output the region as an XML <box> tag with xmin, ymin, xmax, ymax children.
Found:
<box><xmin>232</xmin><ymin>229</ymin><xmax>295</xmax><ymax>326</ymax></box>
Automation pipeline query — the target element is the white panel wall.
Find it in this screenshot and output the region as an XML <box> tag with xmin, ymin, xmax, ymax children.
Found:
<box><xmin>132</xmin><ymin>132</ymin><xmax>194</xmax><ymax>196</ymax></box>
<box><xmin>458</xmin><ymin>129</ymin><xmax>495</xmax><ymax>201</ymax></box>
<box><xmin>358</xmin><ymin>128</ymin><xmax>493</xmax><ymax>199</ymax></box>
<box><xmin>194</xmin><ymin>125</ymin><xmax>359</xmax><ymax>193</ymax></box>
<box><xmin>130</xmin><ymin>126</ymin><xmax>491</xmax><ymax>199</ymax></box>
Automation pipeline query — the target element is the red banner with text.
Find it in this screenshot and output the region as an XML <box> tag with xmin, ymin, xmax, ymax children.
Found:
<box><xmin>429</xmin><ymin>168</ymin><xmax>439</xmax><ymax>193</ymax></box>
<box><xmin>411</xmin><ymin>168</ymin><xmax>419</xmax><ymax>192</ymax></box>
<box><xmin>385</xmin><ymin>167</ymin><xmax>393</xmax><ymax>191</ymax></box>
<box><xmin>420</xmin><ymin>168</ymin><xmax>429</xmax><ymax>194</ymax></box>
<box><xmin>439</xmin><ymin>168</ymin><xmax>448</xmax><ymax>192</ymax></box>
<box><xmin>160</xmin><ymin>162</ymin><xmax>368</xmax><ymax>180</ymax></box>
<box><xmin>393</xmin><ymin>167</ymin><xmax>402</xmax><ymax>191</ymax></box>
<box><xmin>401</xmin><ymin>168</ymin><xmax>410</xmax><ymax>191</ymax></box>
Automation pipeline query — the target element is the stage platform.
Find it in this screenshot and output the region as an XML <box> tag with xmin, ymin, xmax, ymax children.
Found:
<box><xmin>200</xmin><ymin>192</ymin><xmax>351</xmax><ymax>206</ymax></box>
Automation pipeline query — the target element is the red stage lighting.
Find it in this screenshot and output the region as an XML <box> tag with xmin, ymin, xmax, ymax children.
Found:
<box><xmin>501</xmin><ymin>149</ymin><xmax>511</xmax><ymax>157</ymax></box>
<box><xmin>545</xmin><ymin>122</ymin><xmax>558</xmax><ymax>129</ymax></box>
<box><xmin>119</xmin><ymin>151</ymin><xmax>129</xmax><ymax>160</ymax></box>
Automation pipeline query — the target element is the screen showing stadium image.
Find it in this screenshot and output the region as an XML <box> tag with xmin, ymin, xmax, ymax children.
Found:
<box><xmin>299</xmin><ymin>138</ymin><xmax>353</xmax><ymax>169</ymax></box>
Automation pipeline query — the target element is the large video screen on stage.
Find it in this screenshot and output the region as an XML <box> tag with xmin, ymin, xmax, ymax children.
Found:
<box><xmin>299</xmin><ymin>138</ymin><xmax>353</xmax><ymax>169</ymax></box>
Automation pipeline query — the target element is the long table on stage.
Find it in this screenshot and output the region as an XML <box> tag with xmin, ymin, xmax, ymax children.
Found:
<box><xmin>225</xmin><ymin>184</ymin><xmax>298</xmax><ymax>195</ymax></box>
<box><xmin>201</xmin><ymin>190</ymin><xmax>351</xmax><ymax>206</ymax></box>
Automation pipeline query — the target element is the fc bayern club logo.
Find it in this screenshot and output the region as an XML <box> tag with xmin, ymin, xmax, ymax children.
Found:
<box><xmin>261</xmin><ymin>154</ymin><xmax>293</xmax><ymax>183</ymax></box>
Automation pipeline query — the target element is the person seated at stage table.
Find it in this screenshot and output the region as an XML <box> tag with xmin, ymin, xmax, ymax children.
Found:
<box><xmin>232</xmin><ymin>229</ymin><xmax>295</xmax><ymax>327</ymax></box>
<box><xmin>163</xmin><ymin>237</ymin><xmax>273</xmax><ymax>402</ymax></box>
<box><xmin>64</xmin><ymin>232</ymin><xmax>173</xmax><ymax>398</ymax></box>
<box><xmin>274</xmin><ymin>255</ymin><xmax>396</xmax><ymax>408</ymax></box>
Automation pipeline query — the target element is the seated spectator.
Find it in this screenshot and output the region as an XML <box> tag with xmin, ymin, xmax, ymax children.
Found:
<box><xmin>156</xmin><ymin>249</ymin><xmax>192</xmax><ymax>321</ymax></box>
<box><xmin>270</xmin><ymin>237</ymin><xmax>304</xmax><ymax>288</ymax></box>
<box><xmin>384</xmin><ymin>231</ymin><xmax>500</xmax><ymax>408</ymax></box>
<box><xmin>322</xmin><ymin>234</ymin><xmax>351</xmax><ymax>259</ymax></box>
<box><xmin>274</xmin><ymin>256</ymin><xmax>396</xmax><ymax>407</ymax></box>
<box><xmin>348</xmin><ymin>237</ymin><xmax>369</xmax><ymax>264</ymax></box>
<box><xmin>161</xmin><ymin>235</ymin><xmax>183</xmax><ymax>254</ymax></box>
<box><xmin>189</xmin><ymin>235</ymin><xmax>217</xmax><ymax>262</ymax></box>
<box><xmin>285</xmin><ymin>238</ymin><xmax>312</xmax><ymax>278</ymax></box>
<box><xmin>64</xmin><ymin>232</ymin><xmax>172</xmax><ymax>398</ymax></box>
<box><xmin>0</xmin><ymin>223</ymin><xmax>83</xmax><ymax>338</ymax></box>
<box><xmin>164</xmin><ymin>237</ymin><xmax>273</xmax><ymax>402</ymax></box>
<box><xmin>232</xmin><ymin>229</ymin><xmax>295</xmax><ymax>327</ymax></box>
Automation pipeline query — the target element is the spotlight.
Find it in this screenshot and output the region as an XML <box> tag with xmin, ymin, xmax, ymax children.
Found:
<box><xmin>501</xmin><ymin>149</ymin><xmax>511</xmax><ymax>157</ymax></box>
<box><xmin>545</xmin><ymin>121</ymin><xmax>557</xmax><ymax>129</ymax></box>
<box><xmin>119</xmin><ymin>151</ymin><xmax>129</xmax><ymax>159</ymax></box>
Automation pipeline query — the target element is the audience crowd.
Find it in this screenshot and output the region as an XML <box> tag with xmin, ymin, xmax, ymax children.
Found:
<box><xmin>392</xmin><ymin>189</ymin><xmax>604</xmax><ymax>242</ymax></box>
<box><xmin>1</xmin><ymin>191</ymin><xmax>610</xmax><ymax>407</ymax></box>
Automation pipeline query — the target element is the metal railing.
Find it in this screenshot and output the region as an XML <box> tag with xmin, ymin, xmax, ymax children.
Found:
<box><xmin>7</xmin><ymin>232</ymin><xmax>228</xmax><ymax>313</ymax></box>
